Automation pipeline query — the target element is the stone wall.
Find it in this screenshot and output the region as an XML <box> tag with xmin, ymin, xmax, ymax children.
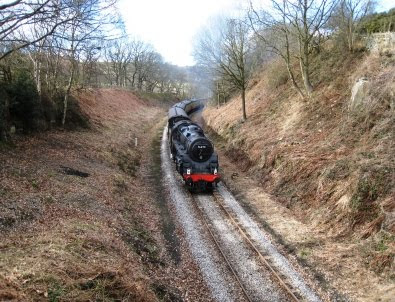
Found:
<box><xmin>367</xmin><ymin>32</ymin><xmax>395</xmax><ymax>55</ymax></box>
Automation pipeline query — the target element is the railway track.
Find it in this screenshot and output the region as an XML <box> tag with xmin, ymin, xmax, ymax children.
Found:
<box><xmin>192</xmin><ymin>194</ymin><xmax>253</xmax><ymax>302</ymax></box>
<box><xmin>213</xmin><ymin>191</ymin><xmax>302</xmax><ymax>301</ymax></box>
<box><xmin>192</xmin><ymin>189</ymin><xmax>312</xmax><ymax>302</ymax></box>
<box><xmin>162</xmin><ymin>126</ymin><xmax>320</xmax><ymax>302</ymax></box>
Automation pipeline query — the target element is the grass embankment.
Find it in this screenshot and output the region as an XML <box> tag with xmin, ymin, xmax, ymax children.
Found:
<box><xmin>0</xmin><ymin>89</ymin><xmax>178</xmax><ymax>301</ymax></box>
<box><xmin>204</xmin><ymin>50</ymin><xmax>394</xmax><ymax>300</ymax></box>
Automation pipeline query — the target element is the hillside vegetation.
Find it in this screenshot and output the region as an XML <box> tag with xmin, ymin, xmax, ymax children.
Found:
<box><xmin>203</xmin><ymin>46</ymin><xmax>394</xmax><ymax>293</ymax></box>
<box><xmin>0</xmin><ymin>90</ymin><xmax>186</xmax><ymax>301</ymax></box>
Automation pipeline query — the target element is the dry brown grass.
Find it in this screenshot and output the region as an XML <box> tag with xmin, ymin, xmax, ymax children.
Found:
<box><xmin>0</xmin><ymin>89</ymin><xmax>166</xmax><ymax>301</ymax></box>
<box><xmin>205</xmin><ymin>49</ymin><xmax>394</xmax><ymax>234</ymax></box>
<box><xmin>0</xmin><ymin>219</ymin><xmax>155</xmax><ymax>301</ymax></box>
<box><xmin>203</xmin><ymin>48</ymin><xmax>394</xmax><ymax>296</ymax></box>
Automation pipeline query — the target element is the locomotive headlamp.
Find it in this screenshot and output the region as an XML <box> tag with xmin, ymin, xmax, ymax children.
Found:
<box><xmin>187</xmin><ymin>168</ymin><xmax>191</xmax><ymax>175</ymax></box>
<box><xmin>214</xmin><ymin>168</ymin><xmax>217</xmax><ymax>175</ymax></box>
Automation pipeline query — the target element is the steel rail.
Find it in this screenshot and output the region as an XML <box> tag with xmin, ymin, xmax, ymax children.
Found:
<box><xmin>212</xmin><ymin>191</ymin><xmax>301</xmax><ymax>302</ymax></box>
<box><xmin>192</xmin><ymin>195</ymin><xmax>253</xmax><ymax>302</ymax></box>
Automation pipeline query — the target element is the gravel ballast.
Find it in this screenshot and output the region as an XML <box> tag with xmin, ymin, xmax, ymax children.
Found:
<box><xmin>161</xmin><ymin>127</ymin><xmax>245</xmax><ymax>302</ymax></box>
<box><xmin>217</xmin><ymin>184</ymin><xmax>322</xmax><ymax>302</ymax></box>
<box><xmin>197</xmin><ymin>194</ymin><xmax>290</xmax><ymax>301</ymax></box>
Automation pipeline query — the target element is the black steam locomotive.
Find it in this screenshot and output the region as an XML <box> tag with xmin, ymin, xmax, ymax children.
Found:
<box><xmin>168</xmin><ymin>99</ymin><xmax>220</xmax><ymax>191</ymax></box>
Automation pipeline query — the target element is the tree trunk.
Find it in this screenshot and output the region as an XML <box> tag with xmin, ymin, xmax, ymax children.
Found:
<box><xmin>50</xmin><ymin>52</ymin><xmax>61</xmax><ymax>100</ymax></box>
<box><xmin>137</xmin><ymin>76</ymin><xmax>143</xmax><ymax>90</ymax></box>
<box><xmin>131</xmin><ymin>71</ymin><xmax>136</xmax><ymax>88</ymax></box>
<box><xmin>217</xmin><ymin>82</ymin><xmax>220</xmax><ymax>108</ymax></box>
<box><xmin>348</xmin><ymin>21</ymin><xmax>354</xmax><ymax>52</ymax></box>
<box><xmin>300</xmin><ymin>0</ymin><xmax>313</xmax><ymax>96</ymax></box>
<box><xmin>62</xmin><ymin>61</ymin><xmax>76</xmax><ymax>127</ymax></box>
<box><xmin>34</xmin><ymin>59</ymin><xmax>42</xmax><ymax>97</ymax></box>
<box><xmin>241</xmin><ymin>87</ymin><xmax>247</xmax><ymax>121</ymax></box>
<box><xmin>0</xmin><ymin>92</ymin><xmax>10</xmax><ymax>141</ymax></box>
<box><xmin>283</xmin><ymin>21</ymin><xmax>304</xmax><ymax>99</ymax></box>
<box><xmin>300</xmin><ymin>55</ymin><xmax>313</xmax><ymax>95</ymax></box>
<box><xmin>286</xmin><ymin>59</ymin><xmax>304</xmax><ymax>99</ymax></box>
<box><xmin>29</xmin><ymin>52</ymin><xmax>42</xmax><ymax>102</ymax></box>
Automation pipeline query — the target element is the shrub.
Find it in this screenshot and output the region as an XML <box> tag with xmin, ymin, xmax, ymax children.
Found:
<box><xmin>265</xmin><ymin>60</ymin><xmax>289</xmax><ymax>90</ymax></box>
<box><xmin>62</xmin><ymin>95</ymin><xmax>90</xmax><ymax>129</ymax></box>
<box><xmin>6</xmin><ymin>71</ymin><xmax>41</xmax><ymax>133</ymax></box>
<box><xmin>358</xmin><ymin>9</ymin><xmax>395</xmax><ymax>34</ymax></box>
<box><xmin>350</xmin><ymin>168</ymin><xmax>392</xmax><ymax>227</ymax></box>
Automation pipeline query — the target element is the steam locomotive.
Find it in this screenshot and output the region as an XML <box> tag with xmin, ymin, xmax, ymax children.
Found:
<box><xmin>168</xmin><ymin>99</ymin><xmax>220</xmax><ymax>191</ymax></box>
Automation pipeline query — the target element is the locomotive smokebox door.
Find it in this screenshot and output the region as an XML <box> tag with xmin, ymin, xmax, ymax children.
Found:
<box><xmin>198</xmin><ymin>145</ymin><xmax>206</xmax><ymax>160</ymax></box>
<box><xmin>190</xmin><ymin>138</ymin><xmax>213</xmax><ymax>162</ymax></box>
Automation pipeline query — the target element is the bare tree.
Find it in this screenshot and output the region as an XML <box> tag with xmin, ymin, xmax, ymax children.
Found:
<box><xmin>127</xmin><ymin>40</ymin><xmax>150</xmax><ymax>89</ymax></box>
<box><xmin>331</xmin><ymin>0</ymin><xmax>375</xmax><ymax>51</ymax></box>
<box><xmin>58</xmin><ymin>0</ymin><xmax>119</xmax><ymax>126</ymax></box>
<box><xmin>0</xmin><ymin>0</ymin><xmax>76</xmax><ymax>60</ymax></box>
<box><xmin>249</xmin><ymin>2</ymin><xmax>305</xmax><ymax>98</ymax></box>
<box><xmin>283</xmin><ymin>0</ymin><xmax>337</xmax><ymax>94</ymax></box>
<box><xmin>194</xmin><ymin>17</ymin><xmax>252</xmax><ymax>120</ymax></box>
<box><xmin>251</xmin><ymin>0</ymin><xmax>337</xmax><ymax>95</ymax></box>
<box><xmin>104</xmin><ymin>38</ymin><xmax>133</xmax><ymax>86</ymax></box>
<box><xmin>102</xmin><ymin>38</ymin><xmax>188</xmax><ymax>95</ymax></box>
<box><xmin>80</xmin><ymin>44</ymin><xmax>101</xmax><ymax>87</ymax></box>
<box><xmin>156</xmin><ymin>63</ymin><xmax>172</xmax><ymax>93</ymax></box>
<box><xmin>25</xmin><ymin>22</ymin><xmax>53</xmax><ymax>101</ymax></box>
<box><xmin>133</xmin><ymin>46</ymin><xmax>159</xmax><ymax>90</ymax></box>
<box><xmin>42</xmin><ymin>32</ymin><xmax>65</xmax><ymax>102</ymax></box>
<box><xmin>139</xmin><ymin>51</ymin><xmax>163</xmax><ymax>92</ymax></box>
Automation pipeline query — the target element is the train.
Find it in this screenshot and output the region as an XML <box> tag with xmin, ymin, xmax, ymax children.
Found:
<box><xmin>168</xmin><ymin>99</ymin><xmax>220</xmax><ymax>191</ymax></box>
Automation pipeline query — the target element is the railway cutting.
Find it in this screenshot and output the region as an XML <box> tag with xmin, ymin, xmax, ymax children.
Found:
<box><xmin>161</xmin><ymin>99</ymin><xmax>324</xmax><ymax>302</ymax></box>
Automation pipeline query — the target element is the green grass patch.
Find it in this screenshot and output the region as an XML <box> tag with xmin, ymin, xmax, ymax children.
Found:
<box><xmin>325</xmin><ymin>159</ymin><xmax>351</xmax><ymax>180</ymax></box>
<box><xmin>121</xmin><ymin>227</ymin><xmax>163</xmax><ymax>266</ymax></box>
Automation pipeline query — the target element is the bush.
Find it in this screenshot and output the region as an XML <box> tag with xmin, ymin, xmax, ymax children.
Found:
<box><xmin>265</xmin><ymin>60</ymin><xmax>289</xmax><ymax>90</ymax></box>
<box><xmin>40</xmin><ymin>92</ymin><xmax>58</xmax><ymax>126</ymax></box>
<box><xmin>358</xmin><ymin>9</ymin><xmax>395</xmax><ymax>34</ymax></box>
<box><xmin>350</xmin><ymin>168</ymin><xmax>392</xmax><ymax>227</ymax></box>
<box><xmin>62</xmin><ymin>95</ymin><xmax>90</xmax><ymax>129</ymax></box>
<box><xmin>6</xmin><ymin>71</ymin><xmax>41</xmax><ymax>133</ymax></box>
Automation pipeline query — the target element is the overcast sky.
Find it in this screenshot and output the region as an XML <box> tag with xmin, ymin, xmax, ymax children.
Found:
<box><xmin>118</xmin><ymin>0</ymin><xmax>394</xmax><ymax>67</ymax></box>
